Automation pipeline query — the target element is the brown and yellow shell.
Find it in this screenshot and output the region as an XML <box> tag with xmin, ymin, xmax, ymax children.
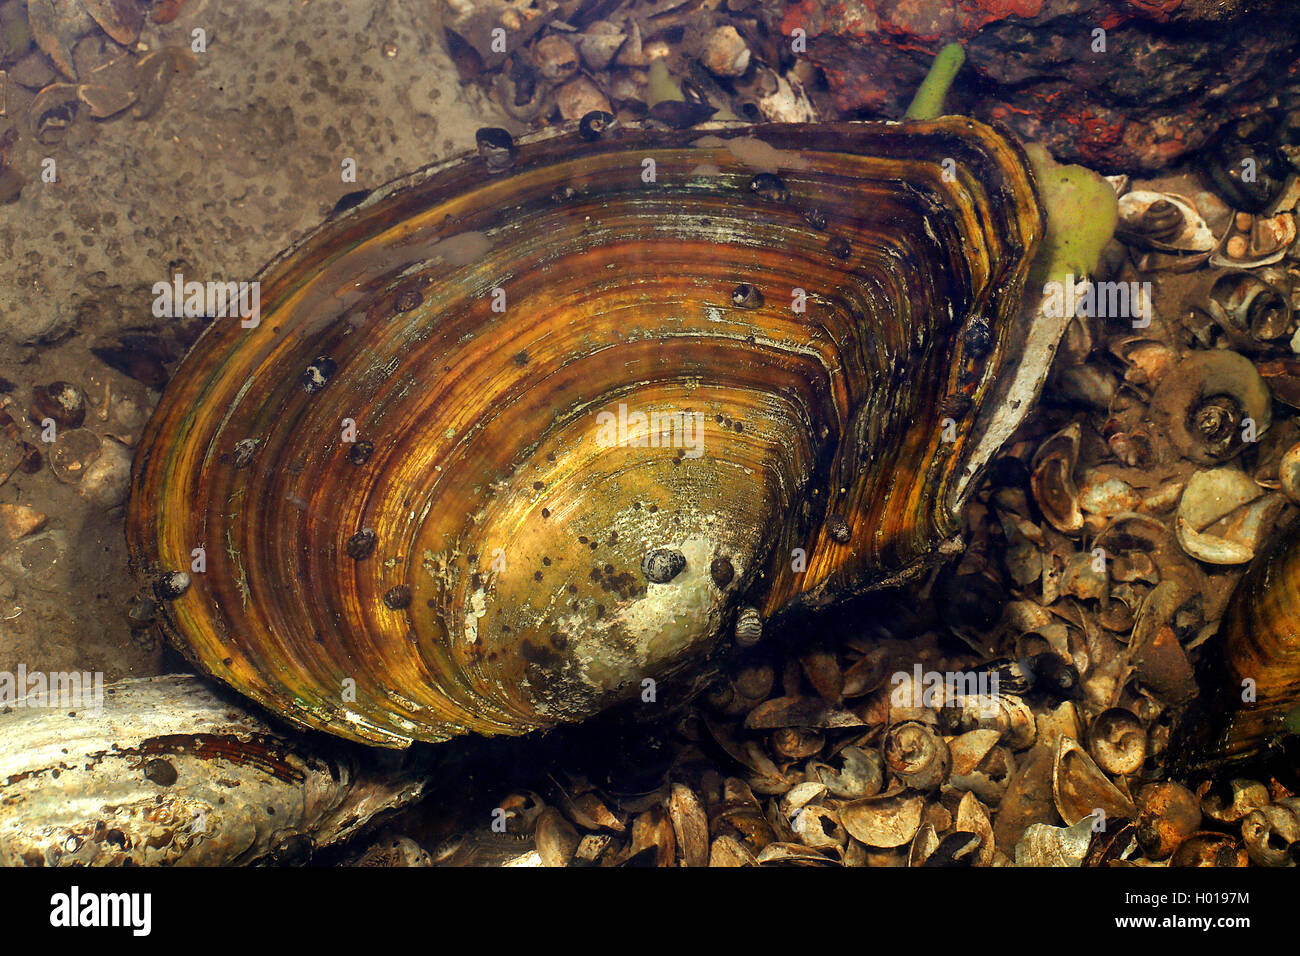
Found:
<box><xmin>125</xmin><ymin>117</ymin><xmax>1045</xmax><ymax>747</ymax></box>
<box><xmin>1170</xmin><ymin>516</ymin><xmax>1300</xmax><ymax>772</ymax></box>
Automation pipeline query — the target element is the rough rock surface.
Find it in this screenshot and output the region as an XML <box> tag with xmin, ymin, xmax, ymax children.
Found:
<box><xmin>774</xmin><ymin>0</ymin><xmax>1300</xmax><ymax>171</ymax></box>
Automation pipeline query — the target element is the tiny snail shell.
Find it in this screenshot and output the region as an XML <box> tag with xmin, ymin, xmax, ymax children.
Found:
<box><xmin>884</xmin><ymin>721</ymin><xmax>951</xmax><ymax>791</ymax></box>
<box><xmin>1087</xmin><ymin>707</ymin><xmax>1147</xmax><ymax>776</ymax></box>
<box><xmin>1135</xmin><ymin>782</ymin><xmax>1202</xmax><ymax>861</ymax></box>
<box><xmin>734</xmin><ymin>606</ymin><xmax>764</xmax><ymax>648</ymax></box>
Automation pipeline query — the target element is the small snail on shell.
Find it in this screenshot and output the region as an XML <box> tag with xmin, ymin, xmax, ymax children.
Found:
<box><xmin>126</xmin><ymin>117</ymin><xmax>1046</xmax><ymax>746</ymax></box>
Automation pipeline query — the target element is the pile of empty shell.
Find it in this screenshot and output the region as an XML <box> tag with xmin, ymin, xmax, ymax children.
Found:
<box><xmin>439</xmin><ymin>0</ymin><xmax>823</xmax><ymax>132</ymax></box>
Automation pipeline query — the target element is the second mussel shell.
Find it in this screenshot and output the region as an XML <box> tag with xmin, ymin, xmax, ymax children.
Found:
<box><xmin>1169</xmin><ymin>513</ymin><xmax>1300</xmax><ymax>773</ymax></box>
<box><xmin>126</xmin><ymin>117</ymin><xmax>1044</xmax><ymax>746</ymax></box>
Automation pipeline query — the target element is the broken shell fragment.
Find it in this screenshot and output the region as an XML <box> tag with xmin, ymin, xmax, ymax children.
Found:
<box><xmin>908</xmin><ymin>822</ymin><xmax>941</xmax><ymax>867</ymax></box>
<box><xmin>1174</xmin><ymin>466</ymin><xmax>1284</xmax><ymax>565</ymax></box>
<box><xmin>755</xmin><ymin>841</ymin><xmax>838</xmax><ymax>866</ymax></box>
<box><xmin>1030</xmin><ymin>422</ymin><xmax>1084</xmax><ymax>534</ymax></box>
<box><xmin>946</xmin><ymin>693</ymin><xmax>1037</xmax><ymax>750</ymax></box>
<box><xmin>1014</xmin><ymin>817</ymin><xmax>1094</xmax><ymax>867</ymax></box>
<box><xmin>79</xmin><ymin>435</ymin><xmax>133</xmax><ymax>508</ymax></box>
<box><xmin>809</xmin><ymin>745</ymin><xmax>883</xmax><ymax>799</ymax></box>
<box><xmin>668</xmin><ymin>784</ymin><xmax>710</xmax><ymax>867</ymax></box>
<box><xmin>790</xmin><ymin>804</ymin><xmax>847</xmax><ymax>852</ymax></box>
<box><xmin>0</xmin><ymin>504</ymin><xmax>47</xmax><ymax>545</ymax></box>
<box><xmin>839</xmin><ymin>789</ymin><xmax>925</xmax><ymax>848</ymax></box>
<box><xmin>30</xmin><ymin>381</ymin><xmax>85</xmax><ymax>429</ymax></box>
<box><xmin>30</xmin><ymin>82</ymin><xmax>80</xmax><ymax>145</ymax></box>
<box><xmin>1240</xmin><ymin>798</ymin><xmax>1300</xmax><ymax>867</ymax></box>
<box><xmin>616</xmin><ymin>805</ymin><xmax>676</xmax><ymax>866</ymax></box>
<box><xmin>1203</xmin><ymin>778</ymin><xmax>1271</xmax><ymax>825</ymax></box>
<box><xmin>577</xmin><ymin>22</ymin><xmax>626</xmax><ymax>72</ymax></box>
<box><xmin>49</xmin><ymin>429</ymin><xmax>101</xmax><ymax>484</ymax></box>
<box><xmin>954</xmin><ymin>791</ymin><xmax>995</xmax><ymax>867</ymax></box>
<box><xmin>125</xmin><ymin>118</ymin><xmax>1047</xmax><ymax>746</ymax></box>
<box><xmin>920</xmin><ymin>830</ymin><xmax>983</xmax><ymax>866</ymax></box>
<box><xmin>1169</xmin><ymin>832</ymin><xmax>1249</xmax><ymax>867</ymax></box>
<box><xmin>1208</xmin><ymin>272</ymin><xmax>1294</xmax><ymax>342</ymax></box>
<box><xmin>949</xmin><ymin>729</ymin><xmax>1002</xmax><ymax>776</ymax></box>
<box><xmin>708</xmin><ymin>834</ymin><xmax>756</xmax><ymax>866</ymax></box>
<box><xmin>1211</xmin><ymin>211</ymin><xmax>1297</xmax><ymax>269</ymax></box>
<box><xmin>1052</xmin><ymin>736</ymin><xmax>1136</xmax><ymax>827</ymax></box>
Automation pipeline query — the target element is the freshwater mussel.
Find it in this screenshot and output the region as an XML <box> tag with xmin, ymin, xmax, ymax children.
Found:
<box><xmin>125</xmin><ymin>116</ymin><xmax>1048</xmax><ymax>747</ymax></box>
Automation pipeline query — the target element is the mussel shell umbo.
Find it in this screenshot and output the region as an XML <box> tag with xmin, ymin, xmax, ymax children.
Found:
<box><xmin>127</xmin><ymin>118</ymin><xmax>1045</xmax><ymax>746</ymax></box>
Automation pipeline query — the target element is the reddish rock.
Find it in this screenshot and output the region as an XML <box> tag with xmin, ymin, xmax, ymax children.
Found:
<box><xmin>774</xmin><ymin>0</ymin><xmax>1300</xmax><ymax>170</ymax></box>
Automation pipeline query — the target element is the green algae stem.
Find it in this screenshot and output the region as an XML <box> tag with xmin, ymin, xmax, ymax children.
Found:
<box><xmin>905</xmin><ymin>43</ymin><xmax>966</xmax><ymax>120</ymax></box>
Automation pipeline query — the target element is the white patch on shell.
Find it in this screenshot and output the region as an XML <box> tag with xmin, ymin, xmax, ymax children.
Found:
<box><xmin>464</xmin><ymin>586</ymin><xmax>487</xmax><ymax>644</ymax></box>
<box><xmin>550</xmin><ymin>536</ymin><xmax>737</xmax><ymax>705</ymax></box>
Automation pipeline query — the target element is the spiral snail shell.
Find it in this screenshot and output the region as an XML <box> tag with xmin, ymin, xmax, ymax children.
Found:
<box><xmin>126</xmin><ymin>117</ymin><xmax>1046</xmax><ymax>746</ymax></box>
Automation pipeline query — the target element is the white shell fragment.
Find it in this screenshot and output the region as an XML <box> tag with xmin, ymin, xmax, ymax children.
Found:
<box><xmin>1174</xmin><ymin>466</ymin><xmax>1285</xmax><ymax>565</ymax></box>
<box><xmin>1014</xmin><ymin>817</ymin><xmax>1095</xmax><ymax>867</ymax></box>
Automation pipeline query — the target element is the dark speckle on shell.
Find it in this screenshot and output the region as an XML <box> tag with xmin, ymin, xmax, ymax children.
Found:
<box><xmin>383</xmin><ymin>585</ymin><xmax>413</xmax><ymax>610</ymax></box>
<box><xmin>154</xmin><ymin>571</ymin><xmax>191</xmax><ymax>601</ymax></box>
<box><xmin>710</xmin><ymin>556</ymin><xmax>735</xmax><ymax>588</ymax></box>
<box><xmin>348</xmin><ymin>440</ymin><xmax>374</xmax><ymax>465</ymax></box>
<box><xmin>345</xmin><ymin>529</ymin><xmax>377</xmax><ymax>560</ymax></box>
<box><xmin>301</xmin><ymin>357</ymin><xmax>336</xmax><ymax>394</ymax></box>
<box><xmin>143</xmin><ymin>758</ymin><xmax>178</xmax><ymax>787</ymax></box>
<box><xmin>642</xmin><ymin>548</ymin><xmax>687</xmax><ymax>584</ymax></box>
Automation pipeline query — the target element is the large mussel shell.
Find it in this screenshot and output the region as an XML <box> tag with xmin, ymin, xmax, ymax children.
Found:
<box><xmin>126</xmin><ymin>118</ymin><xmax>1044</xmax><ymax>746</ymax></box>
<box><xmin>1169</xmin><ymin>513</ymin><xmax>1300</xmax><ymax>773</ymax></box>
